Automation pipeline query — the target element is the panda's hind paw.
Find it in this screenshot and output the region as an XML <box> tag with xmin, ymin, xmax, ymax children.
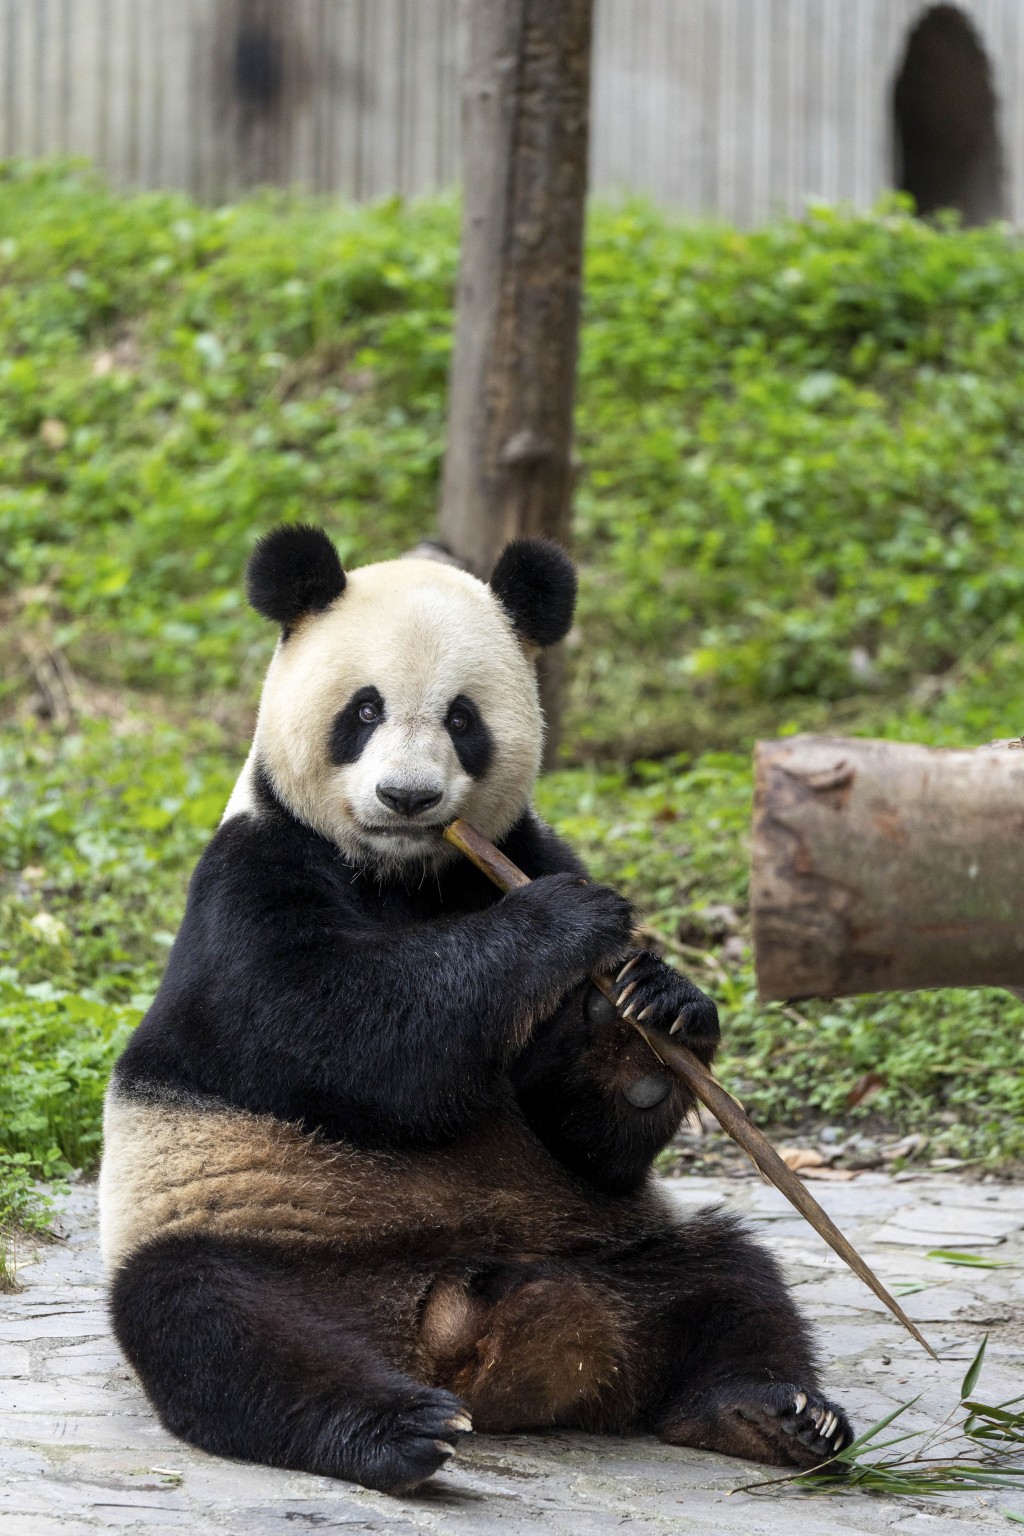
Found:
<box><xmin>659</xmin><ymin>1379</ymin><xmax>853</xmax><ymax>1469</ymax></box>
<box><xmin>741</xmin><ymin>1381</ymin><xmax>853</xmax><ymax>1465</ymax></box>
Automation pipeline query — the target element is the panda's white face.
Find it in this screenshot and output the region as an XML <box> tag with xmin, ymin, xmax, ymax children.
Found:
<box><xmin>235</xmin><ymin>558</ymin><xmax>544</xmax><ymax>873</ymax></box>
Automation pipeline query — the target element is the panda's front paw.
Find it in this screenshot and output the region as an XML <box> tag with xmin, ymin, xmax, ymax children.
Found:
<box><xmin>612</xmin><ymin>951</ymin><xmax>720</xmax><ymax>1066</ymax></box>
<box><xmin>517</xmin><ymin>873</ymin><xmax>636</xmax><ymax>981</ymax></box>
<box><xmin>354</xmin><ymin>1387</ymin><xmax>472</xmax><ymax>1495</ymax></box>
<box><xmin>758</xmin><ymin>1384</ymin><xmax>854</xmax><ymax>1464</ymax></box>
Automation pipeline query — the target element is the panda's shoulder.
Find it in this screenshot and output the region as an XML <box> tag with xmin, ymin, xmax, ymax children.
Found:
<box><xmin>190</xmin><ymin>800</ymin><xmax>350</xmax><ymax>916</ymax></box>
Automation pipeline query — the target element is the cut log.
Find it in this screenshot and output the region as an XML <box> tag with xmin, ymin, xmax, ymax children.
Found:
<box><xmin>751</xmin><ymin>735</ymin><xmax>1024</xmax><ymax>1001</ymax></box>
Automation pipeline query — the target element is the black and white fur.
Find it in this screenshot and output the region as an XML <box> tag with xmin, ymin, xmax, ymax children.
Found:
<box><xmin>100</xmin><ymin>525</ymin><xmax>851</xmax><ymax>1495</ymax></box>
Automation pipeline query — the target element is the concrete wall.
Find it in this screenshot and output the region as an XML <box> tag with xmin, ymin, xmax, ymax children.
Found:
<box><xmin>591</xmin><ymin>0</ymin><xmax>1023</xmax><ymax>223</ymax></box>
<box><xmin>0</xmin><ymin>0</ymin><xmax>1022</xmax><ymax>223</ymax></box>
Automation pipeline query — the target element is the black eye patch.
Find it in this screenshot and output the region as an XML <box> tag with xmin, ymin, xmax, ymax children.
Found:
<box><xmin>445</xmin><ymin>694</ymin><xmax>493</xmax><ymax>779</ymax></box>
<box><xmin>329</xmin><ymin>686</ymin><xmax>385</xmax><ymax>765</ymax></box>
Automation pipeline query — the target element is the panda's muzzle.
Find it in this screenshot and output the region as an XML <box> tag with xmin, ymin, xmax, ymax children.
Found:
<box><xmin>375</xmin><ymin>783</ymin><xmax>444</xmax><ymax>819</ymax></box>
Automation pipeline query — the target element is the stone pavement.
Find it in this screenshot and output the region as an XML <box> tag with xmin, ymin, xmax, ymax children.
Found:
<box><xmin>2</xmin><ymin>1171</ymin><xmax>1022</xmax><ymax>1535</ymax></box>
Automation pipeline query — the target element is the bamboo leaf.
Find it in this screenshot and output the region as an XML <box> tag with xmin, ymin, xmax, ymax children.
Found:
<box><xmin>926</xmin><ymin>1250</ymin><xmax>1015</xmax><ymax>1268</ymax></box>
<box><xmin>961</xmin><ymin>1336</ymin><xmax>989</xmax><ymax>1401</ymax></box>
<box><xmin>963</xmin><ymin>1404</ymin><xmax>1024</xmax><ymax>1425</ymax></box>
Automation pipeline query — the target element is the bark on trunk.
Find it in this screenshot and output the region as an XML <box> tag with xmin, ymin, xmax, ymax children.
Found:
<box><xmin>751</xmin><ymin>735</ymin><xmax>1024</xmax><ymax>1001</ymax></box>
<box><xmin>439</xmin><ymin>0</ymin><xmax>593</xmax><ymax>760</ymax></box>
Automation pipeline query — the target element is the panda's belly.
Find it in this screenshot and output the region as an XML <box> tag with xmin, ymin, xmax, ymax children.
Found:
<box><xmin>98</xmin><ymin>1080</ymin><xmax>669</xmax><ymax>1271</ymax></box>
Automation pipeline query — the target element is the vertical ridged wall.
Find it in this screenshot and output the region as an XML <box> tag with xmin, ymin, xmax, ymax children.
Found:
<box><xmin>0</xmin><ymin>0</ymin><xmax>1020</xmax><ymax>223</ymax></box>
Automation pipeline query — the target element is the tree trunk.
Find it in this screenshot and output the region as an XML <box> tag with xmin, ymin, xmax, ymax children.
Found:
<box><xmin>751</xmin><ymin>735</ymin><xmax>1024</xmax><ymax>1001</ymax></box>
<box><xmin>438</xmin><ymin>0</ymin><xmax>594</xmax><ymax>761</ymax></box>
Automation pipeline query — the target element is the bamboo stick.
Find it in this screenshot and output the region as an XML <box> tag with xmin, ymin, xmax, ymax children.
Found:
<box><xmin>443</xmin><ymin>817</ymin><xmax>937</xmax><ymax>1361</ymax></box>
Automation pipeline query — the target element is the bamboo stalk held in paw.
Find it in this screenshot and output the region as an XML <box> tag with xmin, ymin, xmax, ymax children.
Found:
<box><xmin>443</xmin><ymin>817</ymin><xmax>937</xmax><ymax>1361</ymax></box>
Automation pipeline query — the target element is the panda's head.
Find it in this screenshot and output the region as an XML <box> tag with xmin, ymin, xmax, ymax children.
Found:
<box><xmin>233</xmin><ymin>524</ymin><xmax>576</xmax><ymax>874</ymax></box>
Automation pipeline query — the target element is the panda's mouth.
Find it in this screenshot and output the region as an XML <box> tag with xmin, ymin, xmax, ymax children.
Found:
<box><xmin>358</xmin><ymin>822</ymin><xmax>446</xmax><ymax>840</ymax></box>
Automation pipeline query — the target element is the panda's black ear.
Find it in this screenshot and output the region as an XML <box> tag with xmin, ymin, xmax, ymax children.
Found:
<box><xmin>489</xmin><ymin>538</ymin><xmax>577</xmax><ymax>648</ymax></box>
<box><xmin>246</xmin><ymin>524</ymin><xmax>346</xmax><ymax>628</ymax></box>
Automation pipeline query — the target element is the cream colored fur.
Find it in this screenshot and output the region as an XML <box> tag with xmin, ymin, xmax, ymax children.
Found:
<box><xmin>221</xmin><ymin>746</ymin><xmax>258</xmax><ymax>821</ymax></box>
<box><xmin>98</xmin><ymin>1081</ymin><xmax>672</xmax><ymax>1272</ymax></box>
<box><xmin>224</xmin><ymin>558</ymin><xmax>542</xmax><ymax>873</ymax></box>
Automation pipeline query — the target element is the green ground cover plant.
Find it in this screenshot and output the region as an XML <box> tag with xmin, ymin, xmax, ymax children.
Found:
<box><xmin>2</xmin><ymin>162</ymin><xmax>1023</xmax><ymax>749</ymax></box>
<box><xmin>1</xmin><ymin>163</ymin><xmax>1023</xmax><ymax>1264</ymax></box>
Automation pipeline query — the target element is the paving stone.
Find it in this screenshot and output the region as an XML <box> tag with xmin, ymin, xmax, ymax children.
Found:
<box><xmin>878</xmin><ymin>1203</ymin><xmax>1023</xmax><ymax>1236</ymax></box>
<box><xmin>52</xmin><ymin>1489</ymin><xmax>195</xmax><ymax>1529</ymax></box>
<box><xmin>0</xmin><ymin>1312</ymin><xmax>111</xmax><ymax>1342</ymax></box>
<box><xmin>38</xmin><ymin>1350</ymin><xmax>125</xmax><ymax>1381</ymax></box>
<box><xmin>1</xmin><ymin>1380</ymin><xmax>145</xmax><ymax>1413</ymax></box>
<box><xmin>873</xmin><ymin>1224</ymin><xmax>1006</xmax><ymax>1248</ymax></box>
<box><xmin>0</xmin><ymin>1341</ymin><xmax>33</xmax><ymax>1377</ymax></box>
<box><xmin>967</xmin><ymin>1185</ymin><xmax>1024</xmax><ymax>1209</ymax></box>
<box><xmin>741</xmin><ymin>1182</ymin><xmax>909</xmax><ymax>1221</ymax></box>
<box><xmin>11</xmin><ymin>1286</ymin><xmax>107</xmax><ymax>1306</ymax></box>
<box><xmin>0</xmin><ymin>1410</ymin><xmax>181</xmax><ymax>1451</ymax></box>
<box><xmin>0</xmin><ymin>1445</ymin><xmax>53</xmax><ymax>1478</ymax></box>
<box><xmin>0</xmin><ymin>1518</ymin><xmax>102</xmax><ymax>1536</ymax></box>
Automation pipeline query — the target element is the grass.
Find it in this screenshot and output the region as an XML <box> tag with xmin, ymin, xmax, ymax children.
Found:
<box><xmin>2</xmin><ymin>163</ymin><xmax>1024</xmax><ymax>1262</ymax></box>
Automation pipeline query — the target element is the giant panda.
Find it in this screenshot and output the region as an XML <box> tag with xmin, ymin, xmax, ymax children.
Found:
<box><xmin>99</xmin><ymin>525</ymin><xmax>851</xmax><ymax>1496</ymax></box>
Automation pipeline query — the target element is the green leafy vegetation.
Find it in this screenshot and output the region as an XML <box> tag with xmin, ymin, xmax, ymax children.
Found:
<box><xmin>2</xmin><ymin>162</ymin><xmax>1023</xmax><ymax>750</ymax></box>
<box><xmin>0</xmin><ymin>1154</ymin><xmax>58</xmax><ymax>1290</ymax></box>
<box><xmin>2</xmin><ymin>163</ymin><xmax>1023</xmax><ymax>1262</ymax></box>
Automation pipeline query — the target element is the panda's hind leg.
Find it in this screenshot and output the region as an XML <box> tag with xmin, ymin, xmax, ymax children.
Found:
<box><xmin>109</xmin><ymin>1233</ymin><xmax>471</xmax><ymax>1494</ymax></box>
<box><xmin>640</xmin><ymin>1211</ymin><xmax>854</xmax><ymax>1467</ymax></box>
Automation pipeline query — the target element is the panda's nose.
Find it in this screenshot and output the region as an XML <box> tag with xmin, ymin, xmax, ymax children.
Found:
<box><xmin>376</xmin><ymin>783</ymin><xmax>444</xmax><ymax>818</ymax></box>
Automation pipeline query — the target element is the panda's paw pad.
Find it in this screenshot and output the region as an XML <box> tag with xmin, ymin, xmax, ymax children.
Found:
<box><xmin>740</xmin><ymin>1382</ymin><xmax>853</xmax><ymax>1465</ymax></box>
<box><xmin>373</xmin><ymin>1389</ymin><xmax>471</xmax><ymax>1494</ymax></box>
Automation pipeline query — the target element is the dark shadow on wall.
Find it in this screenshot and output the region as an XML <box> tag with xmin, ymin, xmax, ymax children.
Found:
<box><xmin>893</xmin><ymin>4</ymin><xmax>1004</xmax><ymax>225</ymax></box>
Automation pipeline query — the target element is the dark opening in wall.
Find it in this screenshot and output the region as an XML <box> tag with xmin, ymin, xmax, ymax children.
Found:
<box><xmin>893</xmin><ymin>4</ymin><xmax>1004</xmax><ymax>225</ymax></box>
<box><xmin>234</xmin><ymin>25</ymin><xmax>285</xmax><ymax>114</ymax></box>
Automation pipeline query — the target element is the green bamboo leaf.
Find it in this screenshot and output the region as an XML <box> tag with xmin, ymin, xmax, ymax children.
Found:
<box><xmin>1001</xmin><ymin>1510</ymin><xmax>1024</xmax><ymax>1524</ymax></box>
<box><xmin>961</xmin><ymin>1335</ymin><xmax>988</xmax><ymax>1401</ymax></box>
<box><xmin>927</xmin><ymin>1250</ymin><xmax>1016</xmax><ymax>1268</ymax></box>
<box><xmin>963</xmin><ymin>1405</ymin><xmax>1024</xmax><ymax>1425</ymax></box>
